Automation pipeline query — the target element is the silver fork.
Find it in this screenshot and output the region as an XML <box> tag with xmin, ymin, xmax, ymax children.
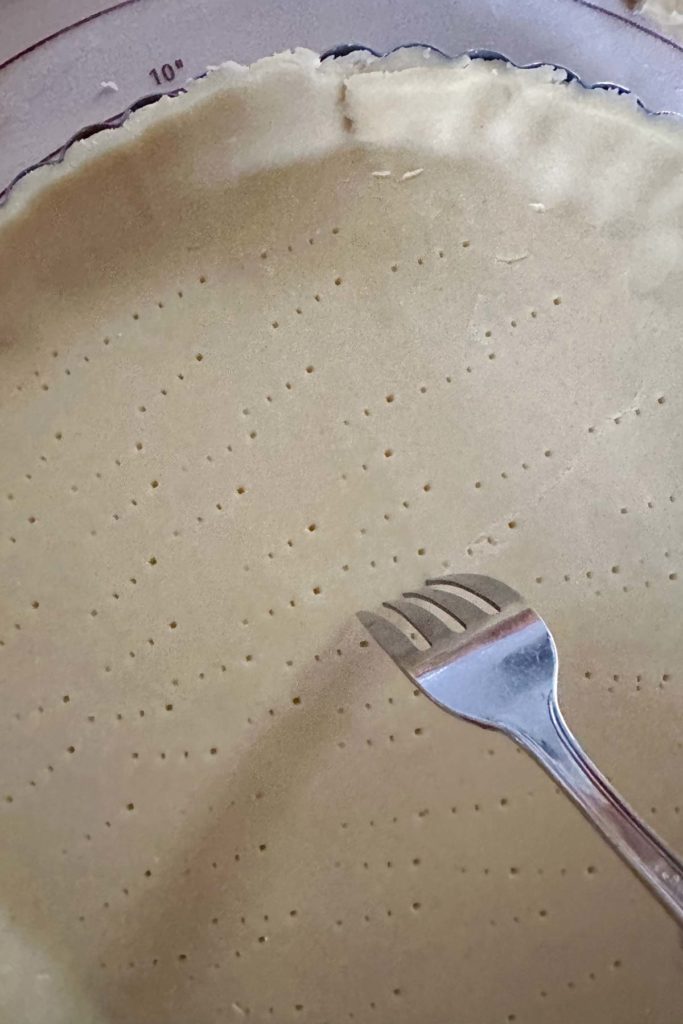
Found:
<box><xmin>358</xmin><ymin>573</ymin><xmax>683</xmax><ymax>927</ymax></box>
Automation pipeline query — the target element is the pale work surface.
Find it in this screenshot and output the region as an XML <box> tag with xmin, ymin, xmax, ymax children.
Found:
<box><xmin>1</xmin><ymin>49</ymin><xmax>682</xmax><ymax>1024</ymax></box>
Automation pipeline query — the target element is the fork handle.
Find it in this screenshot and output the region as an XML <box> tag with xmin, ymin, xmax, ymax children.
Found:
<box><xmin>515</xmin><ymin>696</ymin><xmax>683</xmax><ymax>929</ymax></box>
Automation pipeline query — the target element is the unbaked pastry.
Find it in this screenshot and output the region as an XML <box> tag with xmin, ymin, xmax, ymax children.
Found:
<box><xmin>1</xmin><ymin>48</ymin><xmax>682</xmax><ymax>1024</ymax></box>
<box><xmin>638</xmin><ymin>0</ymin><xmax>683</xmax><ymax>40</ymax></box>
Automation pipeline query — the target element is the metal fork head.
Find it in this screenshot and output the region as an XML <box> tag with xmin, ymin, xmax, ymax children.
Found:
<box><xmin>358</xmin><ymin>573</ymin><xmax>558</xmax><ymax>738</ymax></box>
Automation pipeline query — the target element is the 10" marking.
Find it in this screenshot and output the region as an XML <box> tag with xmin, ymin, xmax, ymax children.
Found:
<box><xmin>149</xmin><ymin>58</ymin><xmax>184</xmax><ymax>86</ymax></box>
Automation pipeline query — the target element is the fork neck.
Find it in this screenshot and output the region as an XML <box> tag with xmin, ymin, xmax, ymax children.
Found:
<box><xmin>510</xmin><ymin>696</ymin><xmax>683</xmax><ymax>929</ymax></box>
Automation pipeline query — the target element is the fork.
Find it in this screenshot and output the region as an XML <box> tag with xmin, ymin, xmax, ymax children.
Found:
<box><xmin>358</xmin><ymin>573</ymin><xmax>683</xmax><ymax>927</ymax></box>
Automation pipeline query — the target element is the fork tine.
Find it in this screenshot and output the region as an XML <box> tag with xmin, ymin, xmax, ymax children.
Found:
<box><xmin>427</xmin><ymin>573</ymin><xmax>522</xmax><ymax>611</ymax></box>
<box><xmin>356</xmin><ymin>610</ymin><xmax>420</xmax><ymax>661</ymax></box>
<box><xmin>404</xmin><ymin>586</ymin><xmax>489</xmax><ymax>628</ymax></box>
<box><xmin>383</xmin><ymin>598</ymin><xmax>452</xmax><ymax>645</ymax></box>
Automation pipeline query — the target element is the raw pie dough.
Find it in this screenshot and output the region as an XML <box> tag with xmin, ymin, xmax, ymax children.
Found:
<box><xmin>638</xmin><ymin>0</ymin><xmax>683</xmax><ymax>40</ymax></box>
<box><xmin>1</xmin><ymin>49</ymin><xmax>682</xmax><ymax>1024</ymax></box>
